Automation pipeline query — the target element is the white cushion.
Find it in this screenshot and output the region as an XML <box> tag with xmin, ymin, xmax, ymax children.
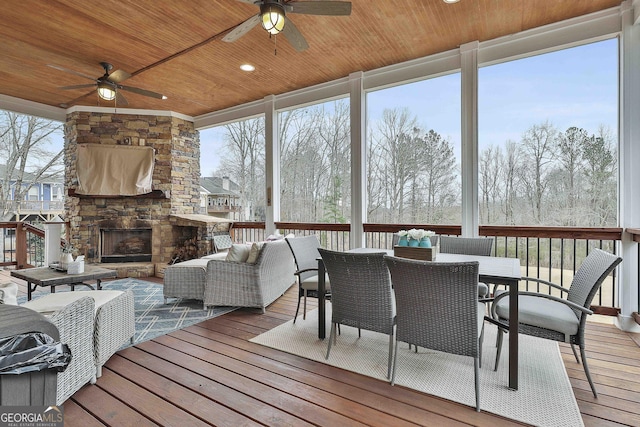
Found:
<box><xmin>226</xmin><ymin>244</ymin><xmax>251</xmax><ymax>262</ymax></box>
<box><xmin>201</xmin><ymin>252</ymin><xmax>227</xmax><ymax>261</ymax></box>
<box><xmin>301</xmin><ymin>274</ymin><xmax>331</xmax><ymax>291</ymax></box>
<box><xmin>246</xmin><ymin>242</ymin><xmax>265</xmax><ymax>264</ymax></box>
<box><xmin>170</xmin><ymin>258</ymin><xmax>209</xmax><ymax>267</ymax></box>
<box><xmin>494</xmin><ymin>294</ymin><xmax>580</xmax><ymax>338</ymax></box>
<box><xmin>0</xmin><ymin>281</ymin><xmax>18</xmax><ymax>305</ymax></box>
<box><xmin>22</xmin><ymin>290</ymin><xmax>125</xmax><ymax>316</ymax></box>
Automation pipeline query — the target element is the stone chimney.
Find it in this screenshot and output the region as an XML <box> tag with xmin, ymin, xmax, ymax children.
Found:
<box><xmin>222</xmin><ymin>176</ymin><xmax>230</xmax><ymax>191</ymax></box>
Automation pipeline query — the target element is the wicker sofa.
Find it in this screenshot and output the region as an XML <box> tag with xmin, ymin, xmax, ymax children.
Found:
<box><xmin>164</xmin><ymin>239</ymin><xmax>296</xmax><ymax>312</ymax></box>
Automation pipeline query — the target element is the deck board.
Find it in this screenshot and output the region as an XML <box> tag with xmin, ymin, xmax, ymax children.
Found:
<box><xmin>2</xmin><ymin>269</ymin><xmax>640</xmax><ymax>426</ymax></box>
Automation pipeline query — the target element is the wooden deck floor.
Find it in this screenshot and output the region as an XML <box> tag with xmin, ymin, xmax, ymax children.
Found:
<box><xmin>3</xmin><ymin>270</ymin><xmax>640</xmax><ymax>426</ymax></box>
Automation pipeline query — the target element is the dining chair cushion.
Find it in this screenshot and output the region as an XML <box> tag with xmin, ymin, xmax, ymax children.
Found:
<box><xmin>494</xmin><ymin>293</ymin><xmax>579</xmax><ymax>338</ymax></box>
<box><xmin>478</xmin><ymin>282</ymin><xmax>489</xmax><ymax>298</ymax></box>
<box><xmin>300</xmin><ymin>274</ymin><xmax>331</xmax><ymax>291</ymax></box>
<box><xmin>476</xmin><ymin>301</ymin><xmax>486</xmax><ymax>334</ymax></box>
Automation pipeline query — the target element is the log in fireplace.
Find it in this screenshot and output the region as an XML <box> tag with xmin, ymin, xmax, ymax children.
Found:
<box><xmin>101</xmin><ymin>228</ymin><xmax>152</xmax><ymax>263</ymax></box>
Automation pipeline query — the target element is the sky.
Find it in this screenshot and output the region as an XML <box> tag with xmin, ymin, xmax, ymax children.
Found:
<box><xmin>46</xmin><ymin>38</ymin><xmax>618</xmax><ymax>177</ymax></box>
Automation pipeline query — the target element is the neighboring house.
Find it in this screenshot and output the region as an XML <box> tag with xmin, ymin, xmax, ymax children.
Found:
<box><xmin>199</xmin><ymin>176</ymin><xmax>244</xmax><ymax>221</ymax></box>
<box><xmin>0</xmin><ymin>164</ymin><xmax>64</xmax><ymax>222</ymax></box>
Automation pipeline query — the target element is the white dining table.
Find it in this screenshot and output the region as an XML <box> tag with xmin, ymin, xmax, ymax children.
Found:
<box><xmin>316</xmin><ymin>248</ymin><xmax>522</xmax><ymax>390</ymax></box>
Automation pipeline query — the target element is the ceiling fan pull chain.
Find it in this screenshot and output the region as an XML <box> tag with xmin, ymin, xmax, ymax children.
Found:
<box><xmin>274</xmin><ymin>34</ymin><xmax>277</xmax><ymax>56</ymax></box>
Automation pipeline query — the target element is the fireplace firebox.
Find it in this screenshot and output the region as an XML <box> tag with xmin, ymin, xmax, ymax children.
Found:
<box><xmin>101</xmin><ymin>228</ymin><xmax>152</xmax><ymax>263</ymax></box>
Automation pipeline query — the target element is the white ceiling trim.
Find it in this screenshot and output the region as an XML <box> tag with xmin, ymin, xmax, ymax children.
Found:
<box><xmin>0</xmin><ymin>93</ymin><xmax>66</xmax><ymax>122</ymax></box>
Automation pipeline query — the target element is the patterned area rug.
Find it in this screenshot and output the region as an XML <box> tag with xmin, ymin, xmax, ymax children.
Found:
<box><xmin>251</xmin><ymin>304</ymin><xmax>583</xmax><ymax>427</ymax></box>
<box><xmin>20</xmin><ymin>278</ymin><xmax>236</xmax><ymax>345</ymax></box>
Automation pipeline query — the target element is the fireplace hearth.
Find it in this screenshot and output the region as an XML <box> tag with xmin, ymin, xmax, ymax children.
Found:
<box><xmin>101</xmin><ymin>228</ymin><xmax>152</xmax><ymax>263</ymax></box>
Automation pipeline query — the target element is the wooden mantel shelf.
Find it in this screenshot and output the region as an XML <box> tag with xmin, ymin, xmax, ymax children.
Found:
<box><xmin>68</xmin><ymin>189</ymin><xmax>169</xmax><ymax>199</ymax></box>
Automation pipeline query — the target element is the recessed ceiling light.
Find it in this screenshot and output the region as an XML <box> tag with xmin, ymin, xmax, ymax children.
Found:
<box><xmin>240</xmin><ymin>64</ymin><xmax>255</xmax><ymax>72</ymax></box>
<box><xmin>443</xmin><ymin>0</ymin><xmax>460</xmax><ymax>3</ymax></box>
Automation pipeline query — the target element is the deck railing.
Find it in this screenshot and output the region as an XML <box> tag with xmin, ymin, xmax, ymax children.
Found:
<box><xmin>233</xmin><ymin>221</ymin><xmax>623</xmax><ymax>312</ymax></box>
<box><xmin>3</xmin><ymin>220</ymin><xmax>626</xmax><ymax>313</ymax></box>
<box><xmin>0</xmin><ymin>222</ymin><xmax>47</xmax><ymax>269</ymax></box>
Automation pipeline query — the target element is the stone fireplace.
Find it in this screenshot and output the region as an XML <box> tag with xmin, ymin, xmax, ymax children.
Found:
<box><xmin>63</xmin><ymin>111</ymin><xmax>230</xmax><ymax>277</ymax></box>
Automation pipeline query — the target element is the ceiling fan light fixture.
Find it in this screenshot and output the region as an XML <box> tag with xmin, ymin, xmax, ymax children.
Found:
<box><xmin>261</xmin><ymin>2</ymin><xmax>285</xmax><ymax>35</ymax></box>
<box><xmin>97</xmin><ymin>82</ymin><xmax>116</xmax><ymax>101</ymax></box>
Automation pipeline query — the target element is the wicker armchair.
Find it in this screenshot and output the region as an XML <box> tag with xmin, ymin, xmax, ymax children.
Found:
<box><xmin>491</xmin><ymin>248</ymin><xmax>621</xmax><ymax>397</ymax></box>
<box><xmin>47</xmin><ymin>296</ymin><xmax>96</xmax><ymax>405</ymax></box>
<box><xmin>318</xmin><ymin>249</ymin><xmax>396</xmax><ymax>378</ymax></box>
<box><xmin>22</xmin><ymin>290</ymin><xmax>135</xmax><ymax>384</ymax></box>
<box><xmin>439</xmin><ymin>236</ymin><xmax>494</xmax><ymax>297</ymax></box>
<box><xmin>385</xmin><ymin>256</ymin><xmax>485</xmax><ymax>411</ymax></box>
<box><xmin>286</xmin><ymin>235</ymin><xmax>331</xmax><ymax>322</ymax></box>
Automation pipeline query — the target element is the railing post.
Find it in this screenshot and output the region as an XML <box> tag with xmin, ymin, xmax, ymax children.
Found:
<box><xmin>15</xmin><ymin>223</ymin><xmax>27</xmax><ymax>269</ymax></box>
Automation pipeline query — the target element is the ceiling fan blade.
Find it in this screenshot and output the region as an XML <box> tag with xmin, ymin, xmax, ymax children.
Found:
<box><xmin>107</xmin><ymin>69</ymin><xmax>131</xmax><ymax>83</ymax></box>
<box><xmin>119</xmin><ymin>85</ymin><xmax>166</xmax><ymax>100</ymax></box>
<box><xmin>282</xmin><ymin>18</ymin><xmax>309</xmax><ymax>52</ymax></box>
<box><xmin>288</xmin><ymin>1</ymin><xmax>351</xmax><ymax>16</ymax></box>
<box><xmin>115</xmin><ymin>91</ymin><xmax>128</xmax><ymax>106</ymax></box>
<box><xmin>59</xmin><ymin>84</ymin><xmax>96</xmax><ymax>90</ymax></box>
<box><xmin>47</xmin><ymin>64</ymin><xmax>96</xmax><ymax>81</ymax></box>
<box><xmin>222</xmin><ymin>14</ymin><xmax>261</xmax><ymax>42</ymax></box>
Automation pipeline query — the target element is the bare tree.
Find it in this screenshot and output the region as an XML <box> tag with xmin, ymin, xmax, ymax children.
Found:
<box><xmin>479</xmin><ymin>145</ymin><xmax>503</xmax><ymax>224</ymax></box>
<box><xmin>0</xmin><ymin>111</ymin><xmax>62</xmax><ymax>217</ymax></box>
<box><xmin>369</xmin><ymin>108</ymin><xmax>419</xmax><ymax>222</ymax></box>
<box><xmin>519</xmin><ymin>121</ymin><xmax>557</xmax><ymax>224</ymax></box>
<box><xmin>217</xmin><ymin>117</ymin><xmax>265</xmax><ymax>220</ymax></box>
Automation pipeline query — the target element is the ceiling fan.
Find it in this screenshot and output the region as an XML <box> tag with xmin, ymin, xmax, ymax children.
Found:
<box><xmin>223</xmin><ymin>0</ymin><xmax>352</xmax><ymax>52</ymax></box>
<box><xmin>48</xmin><ymin>62</ymin><xmax>167</xmax><ymax>106</ymax></box>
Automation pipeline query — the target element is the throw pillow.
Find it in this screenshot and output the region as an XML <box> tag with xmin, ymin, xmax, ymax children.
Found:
<box><xmin>226</xmin><ymin>244</ymin><xmax>251</xmax><ymax>263</ymax></box>
<box><xmin>0</xmin><ymin>281</ymin><xmax>18</xmax><ymax>305</ymax></box>
<box><xmin>246</xmin><ymin>242</ymin><xmax>265</xmax><ymax>264</ymax></box>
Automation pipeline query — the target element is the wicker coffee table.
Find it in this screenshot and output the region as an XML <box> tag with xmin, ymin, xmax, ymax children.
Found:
<box><xmin>11</xmin><ymin>265</ymin><xmax>117</xmax><ymax>300</ymax></box>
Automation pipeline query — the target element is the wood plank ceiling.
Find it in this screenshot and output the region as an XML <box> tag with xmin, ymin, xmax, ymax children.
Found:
<box><xmin>0</xmin><ymin>0</ymin><xmax>623</xmax><ymax>118</ymax></box>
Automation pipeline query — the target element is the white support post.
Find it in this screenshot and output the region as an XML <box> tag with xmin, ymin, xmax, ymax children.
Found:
<box><xmin>617</xmin><ymin>2</ymin><xmax>640</xmax><ymax>332</ymax></box>
<box><xmin>460</xmin><ymin>41</ymin><xmax>479</xmax><ymax>238</ymax></box>
<box><xmin>350</xmin><ymin>72</ymin><xmax>366</xmax><ymax>249</ymax></box>
<box><xmin>264</xmin><ymin>95</ymin><xmax>280</xmax><ymax>236</ymax></box>
<box><xmin>44</xmin><ymin>215</ymin><xmax>64</xmax><ymax>266</ymax></box>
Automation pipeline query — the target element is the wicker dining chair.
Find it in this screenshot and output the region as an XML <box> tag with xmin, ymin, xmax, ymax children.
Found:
<box><xmin>285</xmin><ymin>235</ymin><xmax>330</xmax><ymax>322</ymax></box>
<box><xmin>212</xmin><ymin>232</ymin><xmax>233</xmax><ymax>253</ymax></box>
<box><xmin>385</xmin><ymin>256</ymin><xmax>485</xmax><ymax>411</ymax></box>
<box><xmin>491</xmin><ymin>248</ymin><xmax>621</xmax><ymax>397</ymax></box>
<box><xmin>318</xmin><ymin>249</ymin><xmax>396</xmax><ymax>379</ymax></box>
<box><xmin>439</xmin><ymin>236</ymin><xmax>494</xmax><ymax>298</ymax></box>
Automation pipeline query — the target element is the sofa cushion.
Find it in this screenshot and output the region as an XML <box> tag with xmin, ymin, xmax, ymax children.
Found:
<box><xmin>246</xmin><ymin>242</ymin><xmax>265</xmax><ymax>264</ymax></box>
<box><xmin>202</xmin><ymin>252</ymin><xmax>227</xmax><ymax>261</ymax></box>
<box><xmin>226</xmin><ymin>244</ymin><xmax>251</xmax><ymax>262</ymax></box>
<box><xmin>171</xmin><ymin>258</ymin><xmax>209</xmax><ymax>268</ymax></box>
